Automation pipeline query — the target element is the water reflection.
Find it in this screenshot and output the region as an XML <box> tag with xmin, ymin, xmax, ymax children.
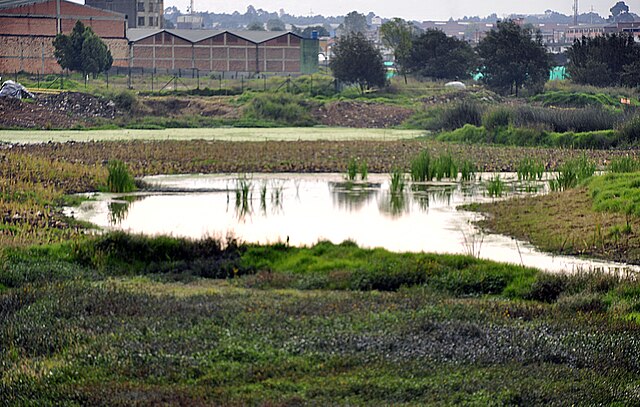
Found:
<box><xmin>73</xmin><ymin>173</ymin><xmax>640</xmax><ymax>274</ymax></box>
<box><xmin>329</xmin><ymin>181</ymin><xmax>381</xmax><ymax>212</ymax></box>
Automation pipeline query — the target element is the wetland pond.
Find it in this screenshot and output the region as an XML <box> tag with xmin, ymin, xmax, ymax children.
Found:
<box><xmin>67</xmin><ymin>173</ymin><xmax>640</xmax><ymax>274</ymax></box>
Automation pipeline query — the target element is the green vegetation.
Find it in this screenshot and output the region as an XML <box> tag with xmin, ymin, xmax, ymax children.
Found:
<box><xmin>106</xmin><ymin>160</ymin><xmax>136</xmax><ymax>193</ymax></box>
<box><xmin>486</xmin><ymin>175</ymin><xmax>506</xmax><ymax>197</ymax></box>
<box><xmin>53</xmin><ymin>20</ymin><xmax>113</xmax><ymax>76</ymax></box>
<box><xmin>549</xmin><ymin>155</ymin><xmax>596</xmax><ymax>192</ymax></box>
<box><xmin>517</xmin><ymin>158</ymin><xmax>545</xmax><ymax>181</ymax></box>
<box><xmin>243</xmin><ymin>93</ymin><xmax>317</xmax><ymax>126</ymax></box>
<box><xmin>608</xmin><ymin>156</ymin><xmax>640</xmax><ymax>173</ymax></box>
<box><xmin>330</xmin><ymin>32</ymin><xmax>387</xmax><ymax>93</ymax></box>
<box><xmin>4</xmin><ymin>235</ymin><xmax>640</xmax><ymax>404</ymax></box>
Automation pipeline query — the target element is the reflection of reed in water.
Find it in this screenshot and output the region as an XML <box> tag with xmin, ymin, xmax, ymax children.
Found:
<box><xmin>378</xmin><ymin>191</ymin><xmax>408</xmax><ymax>217</ymax></box>
<box><xmin>108</xmin><ymin>201</ymin><xmax>129</xmax><ymax>225</ymax></box>
<box><xmin>329</xmin><ymin>181</ymin><xmax>381</xmax><ymax>212</ymax></box>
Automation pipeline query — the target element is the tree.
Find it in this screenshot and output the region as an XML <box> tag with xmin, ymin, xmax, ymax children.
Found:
<box><xmin>611</xmin><ymin>1</ymin><xmax>630</xmax><ymax>18</ymax></box>
<box><xmin>53</xmin><ymin>21</ymin><xmax>113</xmax><ymax>76</ymax></box>
<box><xmin>567</xmin><ymin>33</ymin><xmax>640</xmax><ymax>87</ymax></box>
<box><xmin>341</xmin><ymin>11</ymin><xmax>368</xmax><ymax>35</ymax></box>
<box><xmin>301</xmin><ymin>25</ymin><xmax>329</xmax><ymax>38</ymax></box>
<box><xmin>405</xmin><ymin>29</ymin><xmax>477</xmax><ymax>81</ymax></box>
<box><xmin>330</xmin><ymin>32</ymin><xmax>386</xmax><ymax>93</ymax></box>
<box><xmin>266</xmin><ymin>18</ymin><xmax>285</xmax><ymax>31</ymax></box>
<box><xmin>247</xmin><ymin>21</ymin><xmax>265</xmax><ymax>31</ymax></box>
<box><xmin>477</xmin><ymin>20</ymin><xmax>551</xmax><ymax>96</ymax></box>
<box><xmin>380</xmin><ymin>18</ymin><xmax>418</xmax><ymax>82</ymax></box>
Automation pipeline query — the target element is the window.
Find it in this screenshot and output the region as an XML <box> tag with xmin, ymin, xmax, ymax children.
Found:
<box><xmin>148</xmin><ymin>17</ymin><xmax>155</xmax><ymax>26</ymax></box>
<box><xmin>148</xmin><ymin>2</ymin><xmax>153</xmax><ymax>12</ymax></box>
<box><xmin>138</xmin><ymin>16</ymin><xmax>145</xmax><ymax>26</ymax></box>
<box><xmin>137</xmin><ymin>2</ymin><xmax>144</xmax><ymax>11</ymax></box>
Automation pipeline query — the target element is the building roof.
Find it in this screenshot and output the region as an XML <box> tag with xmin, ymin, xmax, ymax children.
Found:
<box><xmin>0</xmin><ymin>0</ymin><xmax>47</xmax><ymax>10</ymax></box>
<box><xmin>127</xmin><ymin>28</ymin><xmax>303</xmax><ymax>44</ymax></box>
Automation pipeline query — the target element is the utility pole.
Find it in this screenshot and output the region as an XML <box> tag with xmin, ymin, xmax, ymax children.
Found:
<box><xmin>573</xmin><ymin>0</ymin><xmax>579</xmax><ymax>26</ymax></box>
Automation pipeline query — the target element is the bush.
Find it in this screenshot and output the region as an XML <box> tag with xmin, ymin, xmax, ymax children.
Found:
<box><xmin>439</xmin><ymin>101</ymin><xmax>482</xmax><ymax>130</ymax></box>
<box><xmin>523</xmin><ymin>273</ymin><xmax>568</xmax><ymax>303</ymax></box>
<box><xmin>244</xmin><ymin>93</ymin><xmax>317</xmax><ymax>126</ymax></box>
<box><xmin>617</xmin><ymin>113</ymin><xmax>640</xmax><ymax>145</ymax></box>
<box><xmin>556</xmin><ymin>293</ymin><xmax>607</xmax><ymax>314</ymax></box>
<box><xmin>482</xmin><ymin>107</ymin><xmax>513</xmax><ymax>131</ymax></box>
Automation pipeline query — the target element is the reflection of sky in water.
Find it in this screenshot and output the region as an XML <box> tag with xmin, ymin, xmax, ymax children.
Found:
<box><xmin>68</xmin><ymin>173</ymin><xmax>640</xmax><ymax>274</ymax></box>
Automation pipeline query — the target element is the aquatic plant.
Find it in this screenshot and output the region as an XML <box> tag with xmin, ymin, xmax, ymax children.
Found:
<box><xmin>549</xmin><ymin>155</ymin><xmax>596</xmax><ymax>192</ymax></box>
<box><xmin>517</xmin><ymin>158</ymin><xmax>545</xmax><ymax>181</ymax></box>
<box><xmin>410</xmin><ymin>150</ymin><xmax>432</xmax><ymax>182</ymax></box>
<box><xmin>389</xmin><ymin>168</ymin><xmax>406</xmax><ymax>195</ymax></box>
<box><xmin>608</xmin><ymin>156</ymin><xmax>640</xmax><ymax>173</ymax></box>
<box><xmin>106</xmin><ymin>160</ymin><xmax>136</xmax><ymax>193</ymax></box>
<box><xmin>433</xmin><ymin>153</ymin><xmax>458</xmax><ymax>181</ymax></box>
<box><xmin>459</xmin><ymin>160</ymin><xmax>476</xmax><ymax>182</ymax></box>
<box><xmin>346</xmin><ymin>158</ymin><xmax>358</xmax><ymax>182</ymax></box>
<box><xmin>486</xmin><ymin>175</ymin><xmax>505</xmax><ymax>198</ymax></box>
<box><xmin>360</xmin><ymin>160</ymin><xmax>369</xmax><ymax>181</ymax></box>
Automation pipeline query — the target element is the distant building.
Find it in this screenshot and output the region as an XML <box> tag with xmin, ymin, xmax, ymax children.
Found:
<box><xmin>85</xmin><ymin>0</ymin><xmax>162</xmax><ymax>28</ymax></box>
<box><xmin>0</xmin><ymin>0</ymin><xmax>128</xmax><ymax>73</ymax></box>
<box><xmin>176</xmin><ymin>15</ymin><xmax>203</xmax><ymax>29</ymax></box>
<box><xmin>418</xmin><ymin>21</ymin><xmax>495</xmax><ymax>44</ymax></box>
<box><xmin>127</xmin><ymin>29</ymin><xmax>319</xmax><ymax>74</ymax></box>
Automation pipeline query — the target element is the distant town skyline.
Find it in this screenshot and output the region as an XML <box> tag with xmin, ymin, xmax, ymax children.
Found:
<box><xmin>163</xmin><ymin>0</ymin><xmax>621</xmax><ymax>21</ymax></box>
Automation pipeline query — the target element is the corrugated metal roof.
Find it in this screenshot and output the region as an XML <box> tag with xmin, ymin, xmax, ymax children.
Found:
<box><xmin>127</xmin><ymin>28</ymin><xmax>302</xmax><ymax>44</ymax></box>
<box><xmin>0</xmin><ymin>0</ymin><xmax>50</xmax><ymax>10</ymax></box>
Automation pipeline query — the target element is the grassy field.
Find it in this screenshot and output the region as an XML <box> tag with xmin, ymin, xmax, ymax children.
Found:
<box><xmin>4</xmin><ymin>234</ymin><xmax>640</xmax><ymax>405</ymax></box>
<box><xmin>0</xmin><ymin>128</ymin><xmax>425</xmax><ymax>144</ymax></box>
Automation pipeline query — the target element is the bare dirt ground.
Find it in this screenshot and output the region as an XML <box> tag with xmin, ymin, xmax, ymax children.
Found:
<box><xmin>312</xmin><ymin>101</ymin><xmax>414</xmax><ymax>128</ymax></box>
<box><xmin>0</xmin><ymin>92</ymin><xmax>116</xmax><ymax>129</ymax></box>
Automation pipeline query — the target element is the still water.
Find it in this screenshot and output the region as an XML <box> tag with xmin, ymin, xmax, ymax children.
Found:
<box><xmin>67</xmin><ymin>173</ymin><xmax>640</xmax><ymax>274</ymax></box>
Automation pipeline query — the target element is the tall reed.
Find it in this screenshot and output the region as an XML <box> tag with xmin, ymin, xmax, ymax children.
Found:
<box><xmin>106</xmin><ymin>160</ymin><xmax>136</xmax><ymax>193</ymax></box>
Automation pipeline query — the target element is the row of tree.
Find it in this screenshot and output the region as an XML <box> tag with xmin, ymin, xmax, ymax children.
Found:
<box><xmin>333</xmin><ymin>19</ymin><xmax>640</xmax><ymax>96</ymax></box>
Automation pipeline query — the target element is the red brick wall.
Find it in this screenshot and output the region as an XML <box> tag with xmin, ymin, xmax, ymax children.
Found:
<box><xmin>0</xmin><ymin>35</ymin><xmax>128</xmax><ymax>73</ymax></box>
<box><xmin>0</xmin><ymin>0</ymin><xmax>126</xmax><ymax>38</ymax></box>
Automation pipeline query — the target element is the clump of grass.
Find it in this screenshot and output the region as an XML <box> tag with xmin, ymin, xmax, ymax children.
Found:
<box><xmin>410</xmin><ymin>150</ymin><xmax>432</xmax><ymax>182</ymax></box>
<box><xmin>482</xmin><ymin>107</ymin><xmax>513</xmax><ymax>131</ymax></box>
<box><xmin>549</xmin><ymin>155</ymin><xmax>596</xmax><ymax>192</ymax></box>
<box><xmin>459</xmin><ymin>160</ymin><xmax>476</xmax><ymax>182</ymax></box>
<box><xmin>389</xmin><ymin>168</ymin><xmax>406</xmax><ymax>194</ymax></box>
<box><xmin>608</xmin><ymin>156</ymin><xmax>640</xmax><ymax>173</ymax></box>
<box><xmin>486</xmin><ymin>175</ymin><xmax>506</xmax><ymax>197</ymax></box>
<box><xmin>517</xmin><ymin>158</ymin><xmax>545</xmax><ymax>181</ymax></box>
<box><xmin>439</xmin><ymin>101</ymin><xmax>483</xmax><ymax>130</ymax></box>
<box><xmin>360</xmin><ymin>160</ymin><xmax>368</xmax><ymax>181</ymax></box>
<box><xmin>346</xmin><ymin>158</ymin><xmax>358</xmax><ymax>181</ymax></box>
<box><xmin>433</xmin><ymin>153</ymin><xmax>458</xmax><ymax>181</ymax></box>
<box><xmin>106</xmin><ymin>160</ymin><xmax>136</xmax><ymax>193</ymax></box>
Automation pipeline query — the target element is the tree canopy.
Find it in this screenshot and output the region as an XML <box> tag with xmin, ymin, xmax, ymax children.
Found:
<box><xmin>53</xmin><ymin>21</ymin><xmax>113</xmax><ymax>76</ymax></box>
<box><xmin>405</xmin><ymin>29</ymin><xmax>477</xmax><ymax>80</ymax></box>
<box><xmin>330</xmin><ymin>32</ymin><xmax>386</xmax><ymax>93</ymax></box>
<box><xmin>477</xmin><ymin>20</ymin><xmax>551</xmax><ymax>96</ymax></box>
<box><xmin>341</xmin><ymin>11</ymin><xmax>368</xmax><ymax>35</ymax></box>
<box><xmin>266</xmin><ymin>18</ymin><xmax>285</xmax><ymax>31</ymax></box>
<box><xmin>379</xmin><ymin>18</ymin><xmax>419</xmax><ymax>81</ymax></box>
<box><xmin>567</xmin><ymin>33</ymin><xmax>640</xmax><ymax>87</ymax></box>
<box><xmin>301</xmin><ymin>25</ymin><xmax>329</xmax><ymax>38</ymax></box>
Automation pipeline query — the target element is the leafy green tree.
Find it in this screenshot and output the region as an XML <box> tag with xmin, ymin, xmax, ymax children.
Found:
<box><xmin>330</xmin><ymin>32</ymin><xmax>386</xmax><ymax>93</ymax></box>
<box><xmin>380</xmin><ymin>18</ymin><xmax>419</xmax><ymax>82</ymax></box>
<box><xmin>53</xmin><ymin>21</ymin><xmax>113</xmax><ymax>76</ymax></box>
<box><xmin>567</xmin><ymin>33</ymin><xmax>640</xmax><ymax>87</ymax></box>
<box><xmin>477</xmin><ymin>20</ymin><xmax>551</xmax><ymax>96</ymax></box>
<box><xmin>341</xmin><ymin>11</ymin><xmax>368</xmax><ymax>35</ymax></box>
<box><xmin>405</xmin><ymin>29</ymin><xmax>477</xmax><ymax>80</ymax></box>
<box><xmin>247</xmin><ymin>21</ymin><xmax>265</xmax><ymax>31</ymax></box>
<box><xmin>301</xmin><ymin>25</ymin><xmax>329</xmax><ymax>38</ymax></box>
<box><xmin>266</xmin><ymin>18</ymin><xmax>285</xmax><ymax>31</ymax></box>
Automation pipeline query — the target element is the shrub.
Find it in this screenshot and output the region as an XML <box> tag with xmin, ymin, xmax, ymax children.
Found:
<box><xmin>439</xmin><ymin>101</ymin><xmax>482</xmax><ymax>130</ymax></box>
<box><xmin>106</xmin><ymin>160</ymin><xmax>136</xmax><ymax>193</ymax></box>
<box><xmin>244</xmin><ymin>93</ymin><xmax>317</xmax><ymax>126</ymax></box>
<box><xmin>556</xmin><ymin>293</ymin><xmax>607</xmax><ymax>314</ymax></box>
<box><xmin>523</xmin><ymin>273</ymin><xmax>568</xmax><ymax>303</ymax></box>
<box><xmin>111</xmin><ymin>90</ymin><xmax>138</xmax><ymax>112</ymax></box>
<box><xmin>482</xmin><ymin>107</ymin><xmax>513</xmax><ymax>131</ymax></box>
<box><xmin>617</xmin><ymin>113</ymin><xmax>640</xmax><ymax>145</ymax></box>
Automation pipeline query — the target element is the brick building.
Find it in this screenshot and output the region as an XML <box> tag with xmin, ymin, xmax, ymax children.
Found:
<box><xmin>0</xmin><ymin>0</ymin><xmax>129</xmax><ymax>73</ymax></box>
<box><xmin>127</xmin><ymin>29</ymin><xmax>319</xmax><ymax>74</ymax></box>
<box><xmin>85</xmin><ymin>0</ymin><xmax>162</xmax><ymax>28</ymax></box>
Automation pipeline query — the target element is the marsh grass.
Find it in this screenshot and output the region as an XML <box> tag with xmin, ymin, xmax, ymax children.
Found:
<box><xmin>608</xmin><ymin>156</ymin><xmax>640</xmax><ymax>173</ymax></box>
<box><xmin>459</xmin><ymin>160</ymin><xmax>476</xmax><ymax>182</ymax></box>
<box><xmin>549</xmin><ymin>155</ymin><xmax>596</xmax><ymax>192</ymax></box>
<box><xmin>346</xmin><ymin>158</ymin><xmax>358</xmax><ymax>181</ymax></box>
<box><xmin>486</xmin><ymin>175</ymin><xmax>506</xmax><ymax>198</ymax></box>
<box><xmin>389</xmin><ymin>168</ymin><xmax>406</xmax><ymax>195</ymax></box>
<box><xmin>106</xmin><ymin>160</ymin><xmax>136</xmax><ymax>193</ymax></box>
<box><xmin>410</xmin><ymin>150</ymin><xmax>432</xmax><ymax>182</ymax></box>
<box><xmin>517</xmin><ymin>158</ymin><xmax>545</xmax><ymax>181</ymax></box>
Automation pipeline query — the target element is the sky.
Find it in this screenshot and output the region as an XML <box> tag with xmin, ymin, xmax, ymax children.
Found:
<box><xmin>164</xmin><ymin>0</ymin><xmax>620</xmax><ymax>21</ymax></box>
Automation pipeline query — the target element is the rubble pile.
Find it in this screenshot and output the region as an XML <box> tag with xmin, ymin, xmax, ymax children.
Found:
<box><xmin>313</xmin><ymin>101</ymin><xmax>413</xmax><ymax>128</ymax></box>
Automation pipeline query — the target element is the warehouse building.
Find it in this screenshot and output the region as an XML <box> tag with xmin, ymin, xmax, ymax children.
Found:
<box><xmin>127</xmin><ymin>29</ymin><xmax>319</xmax><ymax>74</ymax></box>
<box><xmin>0</xmin><ymin>0</ymin><xmax>129</xmax><ymax>73</ymax></box>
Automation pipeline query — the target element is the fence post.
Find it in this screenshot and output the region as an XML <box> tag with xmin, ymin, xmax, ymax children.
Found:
<box><xmin>196</xmin><ymin>69</ymin><xmax>200</xmax><ymax>90</ymax></box>
<box><xmin>37</xmin><ymin>71</ymin><xmax>40</xmax><ymax>88</ymax></box>
<box><xmin>264</xmin><ymin>75</ymin><xmax>267</xmax><ymax>91</ymax></box>
<box><xmin>60</xmin><ymin>72</ymin><xmax>64</xmax><ymax>90</ymax></box>
<box><xmin>106</xmin><ymin>71</ymin><xmax>109</xmax><ymax>89</ymax></box>
<box><xmin>151</xmin><ymin>71</ymin><xmax>154</xmax><ymax>93</ymax></box>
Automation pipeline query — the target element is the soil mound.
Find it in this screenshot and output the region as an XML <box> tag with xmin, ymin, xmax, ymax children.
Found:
<box><xmin>313</xmin><ymin>101</ymin><xmax>413</xmax><ymax>128</ymax></box>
